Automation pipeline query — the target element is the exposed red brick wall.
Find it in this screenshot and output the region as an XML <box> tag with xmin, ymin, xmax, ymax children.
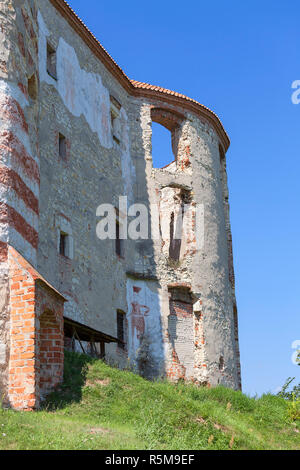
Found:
<box><xmin>166</xmin><ymin>299</ymin><xmax>193</xmax><ymax>382</ymax></box>
<box><xmin>7</xmin><ymin>247</ymin><xmax>65</xmax><ymax>410</ymax></box>
<box><xmin>179</xmin><ymin>145</ymin><xmax>191</xmax><ymax>171</ymax></box>
<box><xmin>38</xmin><ymin>310</ymin><xmax>64</xmax><ymax>398</ymax></box>
<box><xmin>169</xmin><ymin>300</ymin><xmax>193</xmax><ymax>318</ymax></box>
<box><xmin>8</xmin><ymin>259</ymin><xmax>37</xmax><ymax>410</ymax></box>
<box><xmin>36</xmin><ymin>283</ymin><xmax>64</xmax><ymax>400</ymax></box>
<box><xmin>166</xmin><ymin>340</ymin><xmax>186</xmax><ymax>381</ymax></box>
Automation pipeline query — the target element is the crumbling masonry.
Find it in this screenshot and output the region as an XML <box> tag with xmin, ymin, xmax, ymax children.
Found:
<box><xmin>0</xmin><ymin>0</ymin><xmax>241</xmax><ymax>410</ymax></box>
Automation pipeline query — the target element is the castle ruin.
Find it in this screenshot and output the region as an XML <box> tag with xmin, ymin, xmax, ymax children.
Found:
<box><xmin>0</xmin><ymin>0</ymin><xmax>241</xmax><ymax>410</ymax></box>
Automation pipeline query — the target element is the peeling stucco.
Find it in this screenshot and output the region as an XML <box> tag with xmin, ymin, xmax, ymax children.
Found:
<box><xmin>126</xmin><ymin>278</ymin><xmax>164</xmax><ymax>378</ymax></box>
<box><xmin>0</xmin><ymin>0</ymin><xmax>241</xmax><ymax>407</ymax></box>
<box><xmin>38</xmin><ymin>11</ymin><xmax>112</xmax><ymax>149</ymax></box>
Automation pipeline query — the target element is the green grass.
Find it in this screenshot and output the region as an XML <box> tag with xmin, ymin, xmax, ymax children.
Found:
<box><xmin>0</xmin><ymin>351</ymin><xmax>299</xmax><ymax>450</ymax></box>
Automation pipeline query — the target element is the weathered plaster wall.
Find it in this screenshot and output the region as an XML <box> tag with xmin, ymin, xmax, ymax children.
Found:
<box><xmin>38</xmin><ymin>11</ymin><xmax>112</xmax><ymax>149</ymax></box>
<box><xmin>0</xmin><ymin>0</ymin><xmax>40</xmax><ymax>404</ymax></box>
<box><xmin>0</xmin><ymin>0</ymin><xmax>40</xmax><ymax>267</ymax></box>
<box><xmin>35</xmin><ymin>0</ymin><xmax>241</xmax><ymax>385</ymax></box>
<box><xmin>190</xmin><ymin>116</ymin><xmax>239</xmax><ymax>388</ymax></box>
<box><xmin>0</xmin><ymin>0</ymin><xmax>241</xmax><ymax>402</ymax></box>
<box><xmin>36</xmin><ymin>1</ymin><xmax>144</xmax><ymax>365</ymax></box>
<box><xmin>135</xmin><ymin>102</ymin><xmax>240</xmax><ymax>388</ymax></box>
<box><xmin>126</xmin><ymin>277</ymin><xmax>164</xmax><ymax>378</ymax></box>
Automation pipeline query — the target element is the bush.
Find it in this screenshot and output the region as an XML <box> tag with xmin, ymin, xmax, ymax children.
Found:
<box><xmin>277</xmin><ymin>377</ymin><xmax>300</xmax><ymax>401</ymax></box>
<box><xmin>286</xmin><ymin>393</ymin><xmax>300</xmax><ymax>422</ymax></box>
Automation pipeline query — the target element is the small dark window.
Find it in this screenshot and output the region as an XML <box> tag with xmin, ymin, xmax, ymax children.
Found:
<box><xmin>59</xmin><ymin>133</ymin><xmax>66</xmax><ymax>159</ymax></box>
<box><xmin>219</xmin><ymin>356</ymin><xmax>225</xmax><ymax>371</ymax></box>
<box><xmin>110</xmin><ymin>95</ymin><xmax>121</xmax><ymax>144</ymax></box>
<box><xmin>115</xmin><ymin>220</ymin><xmax>123</xmax><ymax>257</ymax></box>
<box><xmin>111</xmin><ymin>112</ymin><xmax>120</xmax><ymax>145</ymax></box>
<box><xmin>117</xmin><ymin>310</ymin><xmax>125</xmax><ymax>349</ymax></box>
<box><xmin>28</xmin><ymin>74</ymin><xmax>37</xmax><ymax>100</ymax></box>
<box><xmin>47</xmin><ymin>42</ymin><xmax>57</xmax><ymax>79</ymax></box>
<box><xmin>59</xmin><ymin>232</ymin><xmax>68</xmax><ymax>256</ymax></box>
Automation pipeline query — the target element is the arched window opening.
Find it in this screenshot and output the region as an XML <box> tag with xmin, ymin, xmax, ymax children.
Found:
<box><xmin>151</xmin><ymin>122</ymin><xmax>175</xmax><ymax>169</ymax></box>
<box><xmin>151</xmin><ymin>108</ymin><xmax>184</xmax><ymax>169</ymax></box>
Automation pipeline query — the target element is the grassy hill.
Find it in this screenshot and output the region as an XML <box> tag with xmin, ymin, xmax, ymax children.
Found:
<box><xmin>0</xmin><ymin>351</ymin><xmax>299</xmax><ymax>450</ymax></box>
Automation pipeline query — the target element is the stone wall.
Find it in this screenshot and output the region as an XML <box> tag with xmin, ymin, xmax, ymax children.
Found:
<box><xmin>0</xmin><ymin>0</ymin><xmax>241</xmax><ymax>409</ymax></box>
<box><xmin>0</xmin><ymin>0</ymin><xmax>40</xmax><ymax>407</ymax></box>
<box><xmin>36</xmin><ymin>1</ymin><xmax>133</xmax><ymax>345</ymax></box>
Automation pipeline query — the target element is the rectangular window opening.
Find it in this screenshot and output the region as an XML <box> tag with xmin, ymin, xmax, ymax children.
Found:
<box><xmin>47</xmin><ymin>42</ymin><xmax>57</xmax><ymax>79</ymax></box>
<box><xmin>59</xmin><ymin>133</ymin><xmax>67</xmax><ymax>159</ymax></box>
<box><xmin>59</xmin><ymin>231</ymin><xmax>68</xmax><ymax>257</ymax></box>
<box><xmin>117</xmin><ymin>310</ymin><xmax>125</xmax><ymax>349</ymax></box>
<box><xmin>115</xmin><ymin>219</ymin><xmax>124</xmax><ymax>258</ymax></box>
<box><xmin>110</xmin><ymin>95</ymin><xmax>121</xmax><ymax>145</ymax></box>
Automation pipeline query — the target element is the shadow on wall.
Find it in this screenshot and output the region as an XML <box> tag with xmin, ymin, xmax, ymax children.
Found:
<box><xmin>124</xmin><ymin>107</ymin><xmax>168</xmax><ymax>380</ymax></box>
<box><xmin>43</xmin><ymin>350</ymin><xmax>94</xmax><ymax>410</ymax></box>
<box><xmin>126</xmin><ymin>105</ymin><xmax>194</xmax><ymax>383</ymax></box>
<box><xmin>39</xmin><ymin>309</ymin><xmax>64</xmax><ymax>400</ymax></box>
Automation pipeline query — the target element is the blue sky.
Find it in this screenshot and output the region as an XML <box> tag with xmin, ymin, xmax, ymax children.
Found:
<box><xmin>68</xmin><ymin>0</ymin><xmax>300</xmax><ymax>396</ymax></box>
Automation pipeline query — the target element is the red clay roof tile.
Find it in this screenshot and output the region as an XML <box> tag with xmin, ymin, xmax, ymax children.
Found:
<box><xmin>50</xmin><ymin>0</ymin><xmax>230</xmax><ymax>150</ymax></box>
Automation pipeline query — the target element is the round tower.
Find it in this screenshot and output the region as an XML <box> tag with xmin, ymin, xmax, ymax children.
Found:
<box><xmin>126</xmin><ymin>87</ymin><xmax>241</xmax><ymax>390</ymax></box>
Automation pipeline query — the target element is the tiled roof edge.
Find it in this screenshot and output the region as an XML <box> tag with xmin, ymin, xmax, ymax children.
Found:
<box><xmin>49</xmin><ymin>0</ymin><xmax>230</xmax><ymax>150</ymax></box>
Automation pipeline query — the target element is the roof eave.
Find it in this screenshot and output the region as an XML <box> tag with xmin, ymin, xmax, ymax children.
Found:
<box><xmin>49</xmin><ymin>0</ymin><xmax>230</xmax><ymax>151</ymax></box>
